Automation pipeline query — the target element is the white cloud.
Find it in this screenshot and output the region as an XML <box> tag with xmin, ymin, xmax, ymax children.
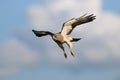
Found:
<box><xmin>0</xmin><ymin>67</ymin><xmax>18</xmax><ymax>77</ymax></box>
<box><xmin>48</xmin><ymin>0</ymin><xmax>101</xmax><ymax>16</ymax></box>
<box><xmin>1</xmin><ymin>0</ymin><xmax>120</xmax><ymax>78</ymax></box>
<box><xmin>0</xmin><ymin>39</ymin><xmax>38</xmax><ymax>76</ymax></box>
<box><xmin>79</xmin><ymin>11</ymin><xmax>120</xmax><ymax>63</ymax></box>
<box><xmin>27</xmin><ymin>5</ymin><xmax>55</xmax><ymax>30</ymax></box>
<box><xmin>83</xmin><ymin>49</ymin><xmax>108</xmax><ymax>63</ymax></box>
<box><xmin>23</xmin><ymin>0</ymin><xmax>120</xmax><ymax>65</ymax></box>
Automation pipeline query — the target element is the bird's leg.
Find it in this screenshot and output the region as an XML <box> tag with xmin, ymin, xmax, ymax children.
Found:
<box><xmin>66</xmin><ymin>41</ymin><xmax>74</xmax><ymax>57</ymax></box>
<box><xmin>57</xmin><ymin>43</ymin><xmax>67</xmax><ymax>58</ymax></box>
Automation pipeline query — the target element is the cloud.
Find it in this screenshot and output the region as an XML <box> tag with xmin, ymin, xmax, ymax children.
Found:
<box><xmin>27</xmin><ymin>5</ymin><xmax>55</xmax><ymax>31</ymax></box>
<box><xmin>0</xmin><ymin>39</ymin><xmax>38</xmax><ymax>76</ymax></box>
<box><xmin>26</xmin><ymin>0</ymin><xmax>120</xmax><ymax>66</ymax></box>
<box><xmin>78</xmin><ymin>12</ymin><xmax>120</xmax><ymax>65</ymax></box>
<box><xmin>0</xmin><ymin>67</ymin><xmax>18</xmax><ymax>77</ymax></box>
<box><xmin>1</xmin><ymin>0</ymin><xmax>120</xmax><ymax>77</ymax></box>
<box><xmin>83</xmin><ymin>49</ymin><xmax>108</xmax><ymax>63</ymax></box>
<box><xmin>47</xmin><ymin>0</ymin><xmax>101</xmax><ymax>15</ymax></box>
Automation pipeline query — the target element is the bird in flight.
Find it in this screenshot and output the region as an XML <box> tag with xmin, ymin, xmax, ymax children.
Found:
<box><xmin>32</xmin><ymin>14</ymin><xmax>96</xmax><ymax>58</ymax></box>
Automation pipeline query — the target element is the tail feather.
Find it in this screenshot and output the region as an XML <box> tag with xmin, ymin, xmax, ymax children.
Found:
<box><xmin>70</xmin><ymin>38</ymin><xmax>81</xmax><ymax>42</ymax></box>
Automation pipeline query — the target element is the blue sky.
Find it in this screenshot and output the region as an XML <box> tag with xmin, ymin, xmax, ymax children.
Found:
<box><xmin>103</xmin><ymin>0</ymin><xmax>120</xmax><ymax>13</ymax></box>
<box><xmin>0</xmin><ymin>0</ymin><xmax>120</xmax><ymax>42</ymax></box>
<box><xmin>0</xmin><ymin>0</ymin><xmax>120</xmax><ymax>80</ymax></box>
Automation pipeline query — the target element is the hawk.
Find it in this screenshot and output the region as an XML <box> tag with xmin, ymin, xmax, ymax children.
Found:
<box><xmin>32</xmin><ymin>14</ymin><xmax>96</xmax><ymax>58</ymax></box>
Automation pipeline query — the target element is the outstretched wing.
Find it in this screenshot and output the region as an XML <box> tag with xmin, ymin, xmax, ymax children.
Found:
<box><xmin>60</xmin><ymin>14</ymin><xmax>96</xmax><ymax>35</ymax></box>
<box><xmin>32</xmin><ymin>30</ymin><xmax>53</xmax><ymax>37</ymax></box>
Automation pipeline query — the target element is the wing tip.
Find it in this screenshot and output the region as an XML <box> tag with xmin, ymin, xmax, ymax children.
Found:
<box><xmin>86</xmin><ymin>14</ymin><xmax>96</xmax><ymax>21</ymax></box>
<box><xmin>32</xmin><ymin>29</ymin><xmax>36</xmax><ymax>32</ymax></box>
<box><xmin>77</xmin><ymin>13</ymin><xmax>96</xmax><ymax>21</ymax></box>
<box><xmin>32</xmin><ymin>29</ymin><xmax>38</xmax><ymax>34</ymax></box>
<box><xmin>32</xmin><ymin>29</ymin><xmax>40</xmax><ymax>37</ymax></box>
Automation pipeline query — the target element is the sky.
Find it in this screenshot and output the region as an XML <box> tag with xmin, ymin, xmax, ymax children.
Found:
<box><xmin>0</xmin><ymin>0</ymin><xmax>120</xmax><ymax>80</ymax></box>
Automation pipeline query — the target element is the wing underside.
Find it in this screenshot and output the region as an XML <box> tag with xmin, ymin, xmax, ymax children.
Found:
<box><xmin>60</xmin><ymin>14</ymin><xmax>96</xmax><ymax>35</ymax></box>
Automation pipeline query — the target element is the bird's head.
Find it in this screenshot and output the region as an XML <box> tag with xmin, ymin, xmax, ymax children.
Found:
<box><xmin>52</xmin><ymin>35</ymin><xmax>58</xmax><ymax>41</ymax></box>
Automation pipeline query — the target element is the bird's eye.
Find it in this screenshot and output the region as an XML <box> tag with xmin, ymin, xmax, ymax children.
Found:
<box><xmin>55</xmin><ymin>35</ymin><xmax>57</xmax><ymax>38</ymax></box>
<box><xmin>53</xmin><ymin>35</ymin><xmax>57</xmax><ymax>40</ymax></box>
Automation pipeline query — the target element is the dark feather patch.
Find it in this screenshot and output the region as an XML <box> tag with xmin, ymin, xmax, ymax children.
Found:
<box><xmin>32</xmin><ymin>30</ymin><xmax>53</xmax><ymax>37</ymax></box>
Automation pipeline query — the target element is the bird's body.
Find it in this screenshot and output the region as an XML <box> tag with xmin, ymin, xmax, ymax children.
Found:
<box><xmin>32</xmin><ymin>14</ymin><xmax>96</xmax><ymax>58</ymax></box>
<box><xmin>53</xmin><ymin>33</ymin><xmax>65</xmax><ymax>43</ymax></box>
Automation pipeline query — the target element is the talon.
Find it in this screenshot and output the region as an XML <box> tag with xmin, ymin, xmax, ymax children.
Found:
<box><xmin>64</xmin><ymin>53</ymin><xmax>67</xmax><ymax>59</ymax></box>
<box><xmin>71</xmin><ymin>52</ymin><xmax>75</xmax><ymax>57</ymax></box>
